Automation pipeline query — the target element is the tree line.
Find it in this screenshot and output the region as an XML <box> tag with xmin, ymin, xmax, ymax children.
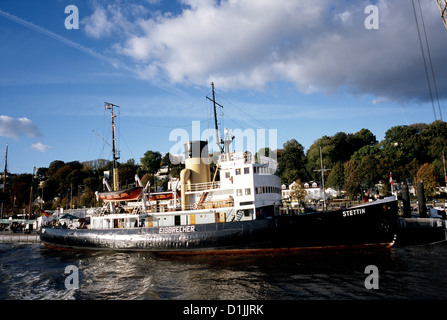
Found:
<box><xmin>1</xmin><ymin>120</ymin><xmax>446</xmax><ymax>215</ymax></box>
<box><xmin>0</xmin><ymin>151</ymin><xmax>183</xmax><ymax>215</ymax></box>
<box><xmin>280</xmin><ymin>120</ymin><xmax>447</xmax><ymax>199</ymax></box>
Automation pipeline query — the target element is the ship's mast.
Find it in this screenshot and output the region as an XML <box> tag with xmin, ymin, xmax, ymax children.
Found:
<box><xmin>105</xmin><ymin>102</ymin><xmax>120</xmax><ymax>191</ymax></box>
<box><xmin>207</xmin><ymin>82</ymin><xmax>224</xmax><ymax>153</ymax></box>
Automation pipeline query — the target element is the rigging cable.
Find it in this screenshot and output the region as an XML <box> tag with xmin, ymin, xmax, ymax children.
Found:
<box><xmin>215</xmin><ymin>93</ymin><xmax>291</xmax><ymax>142</ymax></box>
<box><xmin>417</xmin><ymin>0</ymin><xmax>442</xmax><ymax>120</ymax></box>
<box><xmin>412</xmin><ymin>0</ymin><xmax>438</xmax><ymax>121</ymax></box>
<box><xmin>122</xmin><ymin>115</ymin><xmax>210</xmax><ymax>129</ymax></box>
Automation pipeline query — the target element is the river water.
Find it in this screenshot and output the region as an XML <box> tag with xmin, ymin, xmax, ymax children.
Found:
<box><xmin>1</xmin><ymin>241</ymin><xmax>447</xmax><ymax>302</ymax></box>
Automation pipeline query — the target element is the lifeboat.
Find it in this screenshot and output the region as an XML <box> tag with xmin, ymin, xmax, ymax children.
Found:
<box><xmin>97</xmin><ymin>186</ymin><xmax>143</xmax><ymax>202</ymax></box>
<box><xmin>149</xmin><ymin>190</ymin><xmax>181</xmax><ymax>201</ymax></box>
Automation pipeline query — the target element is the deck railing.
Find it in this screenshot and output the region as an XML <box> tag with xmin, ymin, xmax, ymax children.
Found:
<box><xmin>186</xmin><ymin>181</ymin><xmax>221</xmax><ymax>192</ymax></box>
<box><xmin>183</xmin><ymin>199</ymin><xmax>234</xmax><ymax>210</ymax></box>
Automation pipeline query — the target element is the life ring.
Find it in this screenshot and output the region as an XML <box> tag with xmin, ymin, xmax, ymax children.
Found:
<box><xmin>192</xmin><ymin>203</ymin><xmax>198</xmax><ymax>210</ymax></box>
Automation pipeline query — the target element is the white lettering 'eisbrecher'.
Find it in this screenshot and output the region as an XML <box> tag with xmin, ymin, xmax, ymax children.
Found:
<box><xmin>159</xmin><ymin>225</ymin><xmax>196</xmax><ymax>234</ymax></box>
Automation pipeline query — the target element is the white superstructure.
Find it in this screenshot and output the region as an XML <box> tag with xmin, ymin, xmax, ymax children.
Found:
<box><xmin>184</xmin><ymin>150</ymin><xmax>282</xmax><ymax>222</ymax></box>
<box><xmin>84</xmin><ymin>140</ymin><xmax>282</xmax><ymax>230</ymax></box>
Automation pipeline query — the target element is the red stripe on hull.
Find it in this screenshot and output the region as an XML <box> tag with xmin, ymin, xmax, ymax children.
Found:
<box><xmin>154</xmin><ymin>241</ymin><xmax>396</xmax><ymax>256</ymax></box>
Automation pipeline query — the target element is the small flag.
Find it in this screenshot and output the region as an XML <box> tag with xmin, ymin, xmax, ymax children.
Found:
<box><xmin>40</xmin><ymin>209</ymin><xmax>50</xmax><ymax>218</ymax></box>
<box><xmin>389</xmin><ymin>172</ymin><xmax>394</xmax><ymax>185</ymax></box>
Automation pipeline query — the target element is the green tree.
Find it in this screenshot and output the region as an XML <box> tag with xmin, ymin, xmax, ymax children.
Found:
<box><xmin>327</xmin><ymin>162</ymin><xmax>344</xmax><ymax>191</ymax></box>
<box><xmin>377</xmin><ymin>158</ymin><xmax>396</xmax><ymax>184</ymax></box>
<box><xmin>307</xmin><ymin>129</ymin><xmax>377</xmax><ymax>181</ymax></box>
<box><xmin>380</xmin><ymin>123</ymin><xmax>427</xmax><ymax>181</ymax></box>
<box><xmin>420</xmin><ymin>120</ymin><xmax>447</xmax><ymax>162</ymax></box>
<box><xmin>278</xmin><ymin>139</ymin><xmax>308</xmax><ymax>184</ymax></box>
<box><xmin>160</xmin><ymin>153</ymin><xmax>171</xmax><ymax>169</ymax></box>
<box><xmin>83</xmin><ymin>177</ymin><xmax>100</xmax><ymax>193</ymax></box>
<box><xmin>36</xmin><ymin>167</ymin><xmax>49</xmax><ymax>180</ymax></box>
<box><xmin>344</xmin><ymin>160</ymin><xmax>361</xmax><ymax>200</ymax></box>
<box><xmin>48</xmin><ymin>160</ymin><xmax>65</xmax><ymax>176</ymax></box>
<box><xmin>140</xmin><ymin>150</ymin><xmax>162</xmax><ymax>174</ymax></box>
<box><xmin>352</xmin><ymin>128</ymin><xmax>377</xmax><ymax>149</ymax></box>
<box><xmin>432</xmin><ymin>158</ymin><xmax>446</xmax><ymax>185</ymax></box>
<box><xmin>170</xmin><ymin>166</ymin><xmax>182</xmax><ymax>178</ymax></box>
<box><xmin>358</xmin><ymin>155</ymin><xmax>380</xmax><ymax>190</ymax></box>
<box><xmin>11</xmin><ymin>174</ymin><xmax>33</xmax><ymax>210</ymax></box>
<box><xmin>351</xmin><ymin>143</ymin><xmax>380</xmax><ymax>162</ymax></box>
<box><xmin>306</xmin><ymin>136</ymin><xmax>332</xmax><ymax>181</ymax></box>
<box><xmin>282</xmin><ymin>169</ymin><xmax>300</xmax><ymax>185</ymax></box>
<box><xmin>80</xmin><ymin>186</ymin><xmax>96</xmax><ymax>207</ymax></box>
<box><xmin>53</xmin><ymin>165</ymin><xmax>73</xmax><ymax>193</ymax></box>
<box><xmin>82</xmin><ymin>159</ymin><xmax>108</xmax><ymax>171</ymax></box>
<box><xmin>118</xmin><ymin>160</ymin><xmax>139</xmax><ymax>187</ymax></box>
<box><xmin>42</xmin><ymin>178</ymin><xmax>58</xmax><ymax>202</ymax></box>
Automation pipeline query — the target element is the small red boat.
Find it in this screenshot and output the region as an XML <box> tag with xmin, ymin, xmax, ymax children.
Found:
<box><xmin>149</xmin><ymin>190</ymin><xmax>181</xmax><ymax>201</ymax></box>
<box><xmin>97</xmin><ymin>186</ymin><xmax>143</xmax><ymax>202</ymax></box>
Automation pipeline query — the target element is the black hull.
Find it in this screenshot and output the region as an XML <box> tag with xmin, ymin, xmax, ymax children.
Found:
<box><xmin>39</xmin><ymin>199</ymin><xmax>398</xmax><ymax>253</ymax></box>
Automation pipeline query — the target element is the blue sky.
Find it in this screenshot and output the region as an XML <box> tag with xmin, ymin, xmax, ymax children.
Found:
<box><xmin>0</xmin><ymin>0</ymin><xmax>446</xmax><ymax>174</ymax></box>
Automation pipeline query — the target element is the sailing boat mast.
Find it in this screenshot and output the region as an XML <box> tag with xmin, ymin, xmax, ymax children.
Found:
<box><xmin>105</xmin><ymin>102</ymin><xmax>120</xmax><ymax>191</ymax></box>
<box><xmin>2</xmin><ymin>143</ymin><xmax>7</xmax><ymax>194</ymax></box>
<box><xmin>443</xmin><ymin>150</ymin><xmax>447</xmax><ymax>187</ymax></box>
<box><xmin>314</xmin><ymin>146</ymin><xmax>331</xmax><ymax>211</ymax></box>
<box><xmin>1</xmin><ymin>143</ymin><xmax>7</xmax><ymax>219</ymax></box>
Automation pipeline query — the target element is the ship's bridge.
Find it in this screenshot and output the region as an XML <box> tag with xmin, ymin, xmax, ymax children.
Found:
<box><xmin>218</xmin><ymin>152</ymin><xmax>282</xmax><ymax>213</ymax></box>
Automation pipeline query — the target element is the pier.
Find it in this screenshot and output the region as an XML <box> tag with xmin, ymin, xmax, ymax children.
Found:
<box><xmin>0</xmin><ymin>218</ymin><xmax>40</xmax><ymax>243</ymax></box>
<box><xmin>397</xmin><ymin>217</ymin><xmax>447</xmax><ymax>245</ymax></box>
<box><xmin>0</xmin><ymin>231</ymin><xmax>40</xmax><ymax>243</ymax></box>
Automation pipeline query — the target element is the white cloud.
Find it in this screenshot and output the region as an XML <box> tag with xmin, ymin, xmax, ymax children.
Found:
<box><xmin>372</xmin><ymin>97</ymin><xmax>390</xmax><ymax>105</ymax></box>
<box><xmin>31</xmin><ymin>142</ymin><xmax>51</xmax><ymax>152</ymax></box>
<box><xmin>84</xmin><ymin>0</ymin><xmax>447</xmax><ymax>103</ymax></box>
<box><xmin>82</xmin><ymin>3</ymin><xmax>150</xmax><ymax>39</ymax></box>
<box><xmin>114</xmin><ymin>0</ymin><xmax>326</xmax><ymax>89</ymax></box>
<box><xmin>0</xmin><ymin>116</ymin><xmax>41</xmax><ymax>139</ymax></box>
<box><xmin>83</xmin><ymin>6</ymin><xmax>114</xmax><ymax>39</ymax></box>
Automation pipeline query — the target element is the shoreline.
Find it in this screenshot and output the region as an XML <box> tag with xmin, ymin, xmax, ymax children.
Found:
<box><xmin>0</xmin><ymin>230</ymin><xmax>41</xmax><ymax>243</ymax></box>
